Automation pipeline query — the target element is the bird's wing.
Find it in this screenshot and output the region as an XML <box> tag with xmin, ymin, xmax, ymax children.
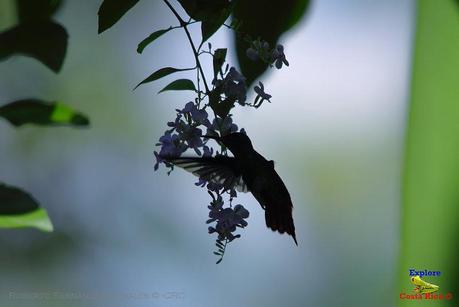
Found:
<box><xmin>250</xmin><ymin>164</ymin><xmax>297</xmax><ymax>245</ymax></box>
<box><xmin>161</xmin><ymin>155</ymin><xmax>249</xmax><ymax>192</ymax></box>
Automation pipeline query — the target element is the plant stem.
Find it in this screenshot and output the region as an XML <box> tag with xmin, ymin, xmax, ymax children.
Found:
<box><xmin>216</xmin><ymin>238</ymin><xmax>228</xmax><ymax>264</ymax></box>
<box><xmin>163</xmin><ymin>0</ymin><xmax>210</xmax><ymax>94</ymax></box>
<box><xmin>169</xmin><ymin>20</ymin><xmax>198</xmax><ymax>31</ymax></box>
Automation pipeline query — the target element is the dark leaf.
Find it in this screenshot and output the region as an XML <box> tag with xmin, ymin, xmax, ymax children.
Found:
<box><xmin>16</xmin><ymin>0</ymin><xmax>62</xmax><ymax>23</ymax></box>
<box><xmin>208</xmin><ymin>88</ymin><xmax>221</xmax><ymax>115</ymax></box>
<box><xmin>137</xmin><ymin>28</ymin><xmax>172</xmax><ymax>54</ymax></box>
<box><xmin>158</xmin><ymin>79</ymin><xmax>196</xmax><ymax>93</ymax></box>
<box><xmin>0</xmin><ymin>183</ymin><xmax>53</xmax><ymax>232</ymax></box>
<box><xmin>213</xmin><ymin>48</ymin><xmax>227</xmax><ymax>80</ymax></box>
<box><xmin>213</xmin><ymin>251</ymin><xmax>222</xmax><ymax>255</ymax></box>
<box><xmin>212</xmin><ymin>96</ymin><xmax>236</xmax><ymax>118</ymax></box>
<box><xmin>216</xmin><ymin>258</ymin><xmax>223</xmax><ymax>264</ymax></box>
<box><xmin>232</xmin><ymin>0</ymin><xmax>310</xmax><ymax>86</ymax></box>
<box><xmin>0</xmin><ymin>99</ymin><xmax>90</xmax><ymax>127</ymax></box>
<box><xmin>178</xmin><ymin>0</ymin><xmax>217</xmax><ymax>21</ymax></box>
<box><xmin>201</xmin><ymin>1</ymin><xmax>236</xmax><ymax>42</ymax></box>
<box><xmin>134</xmin><ymin>67</ymin><xmax>194</xmax><ymax>90</ymax></box>
<box><xmin>177</xmin><ymin>0</ymin><xmax>236</xmax><ymax>42</ymax></box>
<box><xmin>0</xmin><ymin>21</ymin><xmax>68</xmax><ymax>72</ymax></box>
<box><xmin>98</xmin><ymin>0</ymin><xmax>140</xmax><ymax>33</ymax></box>
<box><xmin>0</xmin><ymin>183</ymin><xmax>39</xmax><ymax>215</ymax></box>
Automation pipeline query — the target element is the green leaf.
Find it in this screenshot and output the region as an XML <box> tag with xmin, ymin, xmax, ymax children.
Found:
<box><xmin>98</xmin><ymin>0</ymin><xmax>140</xmax><ymax>33</ymax></box>
<box><xmin>137</xmin><ymin>28</ymin><xmax>172</xmax><ymax>54</ymax></box>
<box><xmin>0</xmin><ymin>208</ymin><xmax>53</xmax><ymax>232</ymax></box>
<box><xmin>0</xmin><ymin>21</ymin><xmax>68</xmax><ymax>72</ymax></box>
<box><xmin>158</xmin><ymin>79</ymin><xmax>196</xmax><ymax>93</ymax></box>
<box><xmin>177</xmin><ymin>0</ymin><xmax>236</xmax><ymax>42</ymax></box>
<box><xmin>232</xmin><ymin>0</ymin><xmax>310</xmax><ymax>86</ymax></box>
<box><xmin>0</xmin><ymin>99</ymin><xmax>90</xmax><ymax>127</ymax></box>
<box><xmin>15</xmin><ymin>0</ymin><xmax>62</xmax><ymax>23</ymax></box>
<box><xmin>213</xmin><ymin>48</ymin><xmax>227</xmax><ymax>79</ymax></box>
<box><xmin>134</xmin><ymin>67</ymin><xmax>194</xmax><ymax>89</ymax></box>
<box><xmin>398</xmin><ymin>0</ymin><xmax>459</xmax><ymax>302</ymax></box>
<box><xmin>0</xmin><ymin>183</ymin><xmax>53</xmax><ymax>232</ymax></box>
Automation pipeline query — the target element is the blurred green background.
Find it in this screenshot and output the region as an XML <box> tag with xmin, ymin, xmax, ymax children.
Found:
<box><xmin>1</xmin><ymin>0</ymin><xmax>457</xmax><ymax>306</ymax></box>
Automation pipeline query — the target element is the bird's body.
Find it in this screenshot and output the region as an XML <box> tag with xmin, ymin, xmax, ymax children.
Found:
<box><xmin>163</xmin><ymin>132</ymin><xmax>297</xmax><ymax>245</ymax></box>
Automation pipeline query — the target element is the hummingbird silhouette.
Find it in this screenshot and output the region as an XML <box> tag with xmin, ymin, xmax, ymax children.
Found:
<box><xmin>162</xmin><ymin>132</ymin><xmax>297</xmax><ymax>245</ymax></box>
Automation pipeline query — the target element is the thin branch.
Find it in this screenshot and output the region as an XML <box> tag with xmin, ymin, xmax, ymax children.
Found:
<box><xmin>167</xmin><ymin>20</ymin><xmax>198</xmax><ymax>31</ymax></box>
<box><xmin>163</xmin><ymin>0</ymin><xmax>210</xmax><ymax>94</ymax></box>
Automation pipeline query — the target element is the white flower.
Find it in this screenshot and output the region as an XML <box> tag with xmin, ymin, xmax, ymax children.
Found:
<box><xmin>272</xmin><ymin>44</ymin><xmax>289</xmax><ymax>69</ymax></box>
<box><xmin>254</xmin><ymin>81</ymin><xmax>271</xmax><ymax>101</ymax></box>
<box><xmin>225</xmin><ymin>67</ymin><xmax>245</xmax><ymax>83</ymax></box>
<box><xmin>253</xmin><ymin>81</ymin><xmax>272</xmax><ymax>107</ymax></box>
<box><xmin>246</xmin><ymin>40</ymin><xmax>271</xmax><ymax>62</ymax></box>
<box><xmin>222</xmin><ymin>67</ymin><xmax>247</xmax><ymax>104</ymax></box>
<box><xmin>246</xmin><ymin>47</ymin><xmax>259</xmax><ymax>61</ymax></box>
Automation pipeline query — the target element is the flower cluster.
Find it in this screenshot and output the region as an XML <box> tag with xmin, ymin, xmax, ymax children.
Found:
<box><xmin>206</xmin><ymin>191</ymin><xmax>249</xmax><ymax>263</ymax></box>
<box><xmin>213</xmin><ymin>66</ymin><xmax>247</xmax><ymax>106</ymax></box>
<box><xmin>154</xmin><ymin>101</ymin><xmax>212</xmax><ymax>172</ymax></box>
<box><xmin>207</xmin><ymin>193</ymin><xmax>249</xmax><ymax>242</ymax></box>
<box><xmin>153</xmin><ymin>33</ymin><xmax>288</xmax><ymax>262</ymax></box>
<box><xmin>246</xmin><ymin>39</ymin><xmax>290</xmax><ymax>69</ymax></box>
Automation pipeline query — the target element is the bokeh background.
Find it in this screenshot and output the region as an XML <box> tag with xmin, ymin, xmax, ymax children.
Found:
<box><xmin>1</xmin><ymin>0</ymin><xmax>416</xmax><ymax>306</ymax></box>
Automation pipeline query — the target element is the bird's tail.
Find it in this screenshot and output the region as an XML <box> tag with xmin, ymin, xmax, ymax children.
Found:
<box><xmin>265</xmin><ymin>205</ymin><xmax>298</xmax><ymax>245</ymax></box>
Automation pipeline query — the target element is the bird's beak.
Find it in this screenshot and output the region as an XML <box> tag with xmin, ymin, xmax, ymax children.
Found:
<box><xmin>202</xmin><ymin>134</ymin><xmax>222</xmax><ymax>145</ymax></box>
<box><xmin>202</xmin><ymin>135</ymin><xmax>220</xmax><ymax>141</ymax></box>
